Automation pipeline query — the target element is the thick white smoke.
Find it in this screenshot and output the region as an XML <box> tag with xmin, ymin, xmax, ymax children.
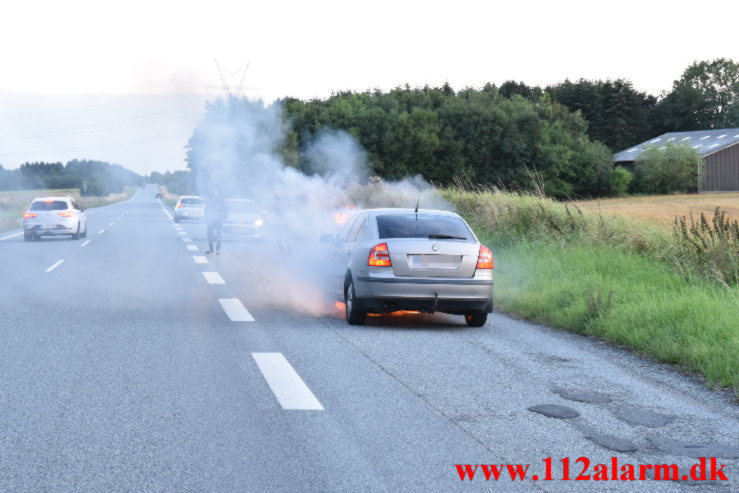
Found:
<box><xmin>189</xmin><ymin>97</ymin><xmax>453</xmax><ymax>314</ymax></box>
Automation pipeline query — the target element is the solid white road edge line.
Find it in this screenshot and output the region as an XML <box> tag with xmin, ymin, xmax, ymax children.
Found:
<box><xmin>202</xmin><ymin>272</ymin><xmax>225</xmax><ymax>284</ymax></box>
<box><xmin>80</xmin><ymin>240</ymin><xmax>90</xmax><ymax>247</ymax></box>
<box><xmin>45</xmin><ymin>260</ymin><xmax>64</xmax><ymax>272</ymax></box>
<box><xmin>193</xmin><ymin>255</ymin><xmax>209</xmax><ymax>264</ymax></box>
<box><xmin>219</xmin><ymin>298</ymin><xmax>255</xmax><ymax>322</ymax></box>
<box><xmin>0</xmin><ymin>232</ymin><xmax>23</xmax><ymax>241</ymax></box>
<box><xmin>252</xmin><ymin>353</ymin><xmax>324</xmax><ymax>410</ymax></box>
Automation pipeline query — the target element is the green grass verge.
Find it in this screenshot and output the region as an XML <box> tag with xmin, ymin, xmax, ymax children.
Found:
<box><xmin>484</xmin><ymin>238</ymin><xmax>738</xmax><ymax>391</ymax></box>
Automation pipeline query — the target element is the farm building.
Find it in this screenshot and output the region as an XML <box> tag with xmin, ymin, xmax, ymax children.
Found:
<box><xmin>613</xmin><ymin>128</ymin><xmax>739</xmax><ymax>192</ymax></box>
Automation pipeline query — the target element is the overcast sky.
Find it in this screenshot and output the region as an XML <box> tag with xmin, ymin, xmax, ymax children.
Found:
<box><xmin>1</xmin><ymin>0</ymin><xmax>737</xmax><ymax>173</ymax></box>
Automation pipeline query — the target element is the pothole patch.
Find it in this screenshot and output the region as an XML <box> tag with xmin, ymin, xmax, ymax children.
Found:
<box><xmin>650</xmin><ymin>437</ymin><xmax>739</xmax><ymax>458</ymax></box>
<box><xmin>585</xmin><ymin>433</ymin><xmax>637</xmax><ymax>452</ymax></box>
<box><xmin>528</xmin><ymin>404</ymin><xmax>580</xmax><ymax>419</ymax></box>
<box><xmin>559</xmin><ymin>391</ymin><xmax>612</xmax><ymax>404</ymax></box>
<box><xmin>614</xmin><ymin>407</ymin><xmax>675</xmax><ymax>427</ymax></box>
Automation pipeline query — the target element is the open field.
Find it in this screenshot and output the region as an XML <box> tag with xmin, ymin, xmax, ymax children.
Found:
<box><xmin>574</xmin><ymin>192</ymin><xmax>739</xmax><ymax>229</ymax></box>
<box><xmin>0</xmin><ymin>187</ymin><xmax>136</xmax><ymax>231</ymax></box>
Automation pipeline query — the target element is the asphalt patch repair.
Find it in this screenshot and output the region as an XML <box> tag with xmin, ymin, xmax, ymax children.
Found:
<box><xmin>528</xmin><ymin>404</ymin><xmax>580</xmax><ymax>419</ymax></box>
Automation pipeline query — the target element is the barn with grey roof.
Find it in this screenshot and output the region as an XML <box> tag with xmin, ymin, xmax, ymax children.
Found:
<box><xmin>613</xmin><ymin>128</ymin><xmax>739</xmax><ymax>192</ymax></box>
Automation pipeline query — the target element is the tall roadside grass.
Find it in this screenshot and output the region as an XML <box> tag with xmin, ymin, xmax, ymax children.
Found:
<box><xmin>443</xmin><ymin>187</ymin><xmax>738</xmax><ymax>392</ymax></box>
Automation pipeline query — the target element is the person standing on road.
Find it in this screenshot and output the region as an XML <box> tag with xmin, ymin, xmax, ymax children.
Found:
<box><xmin>205</xmin><ymin>188</ymin><xmax>227</xmax><ymax>255</ymax></box>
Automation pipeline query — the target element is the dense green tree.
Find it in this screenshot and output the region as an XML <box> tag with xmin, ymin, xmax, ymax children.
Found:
<box><xmin>652</xmin><ymin>58</ymin><xmax>739</xmax><ymax>132</ymax></box>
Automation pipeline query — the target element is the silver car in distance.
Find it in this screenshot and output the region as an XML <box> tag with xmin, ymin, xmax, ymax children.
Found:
<box><xmin>173</xmin><ymin>196</ymin><xmax>205</xmax><ymax>222</ymax></box>
<box><xmin>23</xmin><ymin>197</ymin><xmax>88</xmax><ymax>241</ymax></box>
<box><xmin>323</xmin><ymin>208</ymin><xmax>493</xmax><ymax>327</ymax></box>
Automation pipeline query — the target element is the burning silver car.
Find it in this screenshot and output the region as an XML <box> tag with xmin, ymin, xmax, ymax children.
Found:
<box><xmin>323</xmin><ymin>208</ymin><xmax>493</xmax><ymax>326</ymax></box>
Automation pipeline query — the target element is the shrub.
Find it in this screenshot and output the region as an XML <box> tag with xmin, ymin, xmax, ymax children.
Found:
<box><xmin>610</xmin><ymin>167</ymin><xmax>632</xmax><ymax>196</ymax></box>
<box><xmin>633</xmin><ymin>143</ymin><xmax>701</xmax><ymax>194</ymax></box>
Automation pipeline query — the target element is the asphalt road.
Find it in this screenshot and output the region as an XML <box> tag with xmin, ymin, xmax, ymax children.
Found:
<box><xmin>0</xmin><ymin>185</ymin><xmax>737</xmax><ymax>492</ymax></box>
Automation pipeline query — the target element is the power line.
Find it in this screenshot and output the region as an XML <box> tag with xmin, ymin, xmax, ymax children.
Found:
<box><xmin>0</xmin><ymin>95</ymin><xmax>156</xmax><ymax>118</ymax></box>
<box><xmin>0</xmin><ymin>110</ymin><xmax>190</xmax><ymax>139</ymax></box>
<box><xmin>0</xmin><ymin>131</ymin><xmax>188</xmax><ymax>158</ymax></box>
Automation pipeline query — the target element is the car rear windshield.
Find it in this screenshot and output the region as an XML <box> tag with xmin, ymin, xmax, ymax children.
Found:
<box><xmin>376</xmin><ymin>214</ymin><xmax>473</xmax><ymax>240</ymax></box>
<box><xmin>29</xmin><ymin>200</ymin><xmax>69</xmax><ymax>211</ymax></box>
<box><xmin>180</xmin><ymin>198</ymin><xmax>204</xmax><ymax>206</ymax></box>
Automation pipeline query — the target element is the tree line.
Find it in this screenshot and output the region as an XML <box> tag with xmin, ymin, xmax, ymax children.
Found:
<box><xmin>0</xmin><ymin>160</ymin><xmax>142</xmax><ymax>196</ymax></box>
<box><xmin>272</xmin><ymin>57</ymin><xmax>737</xmax><ymax>198</ymax></box>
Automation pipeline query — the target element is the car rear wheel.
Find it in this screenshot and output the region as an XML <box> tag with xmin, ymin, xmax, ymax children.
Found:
<box><xmin>174</xmin><ymin>217</ymin><xmax>181</xmax><ymax>223</ymax></box>
<box><xmin>345</xmin><ymin>281</ymin><xmax>366</xmax><ymax>325</ymax></box>
<box><xmin>71</xmin><ymin>224</ymin><xmax>80</xmax><ymax>240</ymax></box>
<box><xmin>24</xmin><ymin>232</ymin><xmax>32</xmax><ymax>242</ymax></box>
<box><xmin>464</xmin><ymin>313</ymin><xmax>487</xmax><ymax>327</ymax></box>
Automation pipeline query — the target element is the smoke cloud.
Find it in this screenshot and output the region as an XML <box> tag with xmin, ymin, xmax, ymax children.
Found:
<box><xmin>188</xmin><ymin>97</ymin><xmax>453</xmax><ymax>314</ymax></box>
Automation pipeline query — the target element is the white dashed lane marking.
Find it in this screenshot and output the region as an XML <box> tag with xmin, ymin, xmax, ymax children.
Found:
<box><xmin>219</xmin><ymin>298</ymin><xmax>255</xmax><ymax>322</ymax></box>
<box><xmin>203</xmin><ymin>272</ymin><xmax>225</xmax><ymax>284</ymax></box>
<box><xmin>109</xmin><ymin>222</ymin><xmax>114</xmax><ymax>226</ymax></box>
<box><xmin>0</xmin><ymin>232</ymin><xmax>23</xmax><ymax>241</ymax></box>
<box><xmin>45</xmin><ymin>260</ymin><xmax>64</xmax><ymax>272</ymax></box>
<box><xmin>182</xmin><ymin>237</ymin><xmax>193</xmax><ymax>243</ymax></box>
<box><xmin>80</xmin><ymin>240</ymin><xmax>90</xmax><ymax>247</ymax></box>
<box><xmin>98</xmin><ymin>229</ymin><xmax>105</xmax><ymax>234</ymax></box>
<box><xmin>252</xmin><ymin>353</ymin><xmax>324</xmax><ymax>411</ymax></box>
<box><xmin>193</xmin><ymin>255</ymin><xmax>209</xmax><ymax>264</ymax></box>
<box><xmin>178</xmin><ymin>232</ymin><xmax>187</xmax><ymax>236</ymax></box>
<box><xmin>186</xmin><ymin>244</ymin><xmax>199</xmax><ymax>251</ymax></box>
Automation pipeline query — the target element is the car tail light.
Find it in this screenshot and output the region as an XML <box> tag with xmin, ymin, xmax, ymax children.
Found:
<box><xmin>176</xmin><ymin>204</ymin><xmax>184</xmax><ymax>208</ymax></box>
<box><xmin>368</xmin><ymin>243</ymin><xmax>392</xmax><ymax>267</ymax></box>
<box><xmin>23</xmin><ymin>212</ymin><xmax>37</xmax><ymax>219</ymax></box>
<box><xmin>58</xmin><ymin>211</ymin><xmax>76</xmax><ymax>217</ymax></box>
<box><xmin>476</xmin><ymin>245</ymin><xmax>493</xmax><ymax>269</ymax></box>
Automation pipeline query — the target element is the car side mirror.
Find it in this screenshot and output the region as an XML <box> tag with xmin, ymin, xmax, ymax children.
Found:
<box><xmin>319</xmin><ymin>233</ymin><xmax>334</xmax><ymax>243</ymax></box>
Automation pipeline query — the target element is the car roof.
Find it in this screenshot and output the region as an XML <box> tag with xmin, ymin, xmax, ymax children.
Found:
<box><xmin>31</xmin><ymin>197</ymin><xmax>73</xmax><ymax>201</ymax></box>
<box><xmin>362</xmin><ymin>208</ymin><xmax>460</xmax><ymax>218</ymax></box>
<box><xmin>177</xmin><ymin>195</ymin><xmax>203</xmax><ymax>200</ymax></box>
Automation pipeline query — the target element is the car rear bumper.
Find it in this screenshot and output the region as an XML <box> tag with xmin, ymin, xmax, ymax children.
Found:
<box><xmin>354</xmin><ymin>274</ymin><xmax>493</xmax><ymax>314</ymax></box>
<box><xmin>24</xmin><ymin>224</ymin><xmax>76</xmax><ymax>235</ymax></box>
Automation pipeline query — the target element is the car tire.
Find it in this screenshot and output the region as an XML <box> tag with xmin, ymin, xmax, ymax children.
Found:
<box><xmin>174</xmin><ymin>217</ymin><xmax>181</xmax><ymax>223</ymax></box>
<box><xmin>24</xmin><ymin>232</ymin><xmax>32</xmax><ymax>242</ymax></box>
<box><xmin>81</xmin><ymin>225</ymin><xmax>87</xmax><ymax>238</ymax></box>
<box><xmin>345</xmin><ymin>281</ymin><xmax>367</xmax><ymax>326</ymax></box>
<box><xmin>464</xmin><ymin>313</ymin><xmax>487</xmax><ymax>327</ymax></box>
<box><xmin>71</xmin><ymin>224</ymin><xmax>80</xmax><ymax>240</ymax></box>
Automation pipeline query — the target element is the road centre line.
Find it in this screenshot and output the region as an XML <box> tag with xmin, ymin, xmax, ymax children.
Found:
<box><xmin>80</xmin><ymin>240</ymin><xmax>90</xmax><ymax>247</ymax></box>
<box><xmin>252</xmin><ymin>353</ymin><xmax>324</xmax><ymax>411</ymax></box>
<box><xmin>186</xmin><ymin>244</ymin><xmax>199</xmax><ymax>251</ymax></box>
<box><xmin>45</xmin><ymin>260</ymin><xmax>64</xmax><ymax>272</ymax></box>
<box><xmin>203</xmin><ymin>272</ymin><xmax>225</xmax><ymax>284</ymax></box>
<box><xmin>219</xmin><ymin>298</ymin><xmax>255</xmax><ymax>322</ymax></box>
<box><xmin>0</xmin><ymin>232</ymin><xmax>23</xmax><ymax>241</ymax></box>
<box><xmin>193</xmin><ymin>255</ymin><xmax>209</xmax><ymax>264</ymax></box>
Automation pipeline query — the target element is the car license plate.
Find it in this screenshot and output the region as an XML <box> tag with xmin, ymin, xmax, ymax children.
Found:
<box><xmin>43</xmin><ymin>224</ymin><xmax>56</xmax><ymax>229</ymax></box>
